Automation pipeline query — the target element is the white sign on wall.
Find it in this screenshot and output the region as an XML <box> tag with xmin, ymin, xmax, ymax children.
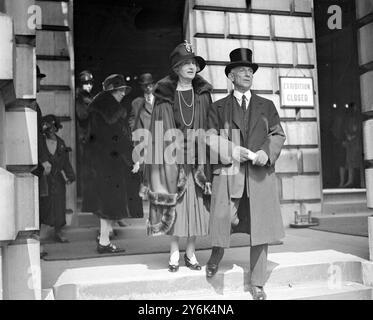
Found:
<box><xmin>280</xmin><ymin>77</ymin><xmax>315</xmax><ymax>108</ymax></box>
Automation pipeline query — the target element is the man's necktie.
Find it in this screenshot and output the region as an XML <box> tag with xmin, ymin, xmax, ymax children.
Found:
<box><xmin>241</xmin><ymin>95</ymin><xmax>247</xmax><ymax>111</ymax></box>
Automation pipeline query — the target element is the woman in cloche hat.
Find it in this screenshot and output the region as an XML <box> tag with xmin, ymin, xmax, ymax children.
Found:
<box><xmin>39</xmin><ymin>115</ymin><xmax>76</xmax><ymax>243</ymax></box>
<box><xmin>88</xmin><ymin>74</ymin><xmax>133</xmax><ymax>254</ymax></box>
<box><xmin>146</xmin><ymin>41</ymin><xmax>212</xmax><ymax>272</ymax></box>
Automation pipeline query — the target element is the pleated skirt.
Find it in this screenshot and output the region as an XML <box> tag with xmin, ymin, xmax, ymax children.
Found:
<box><xmin>168</xmin><ymin>165</ymin><xmax>210</xmax><ymax>237</ymax></box>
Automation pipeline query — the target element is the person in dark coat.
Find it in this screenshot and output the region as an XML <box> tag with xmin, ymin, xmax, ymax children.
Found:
<box><xmin>205</xmin><ymin>48</ymin><xmax>286</xmax><ymax>300</ymax></box>
<box><xmin>130</xmin><ymin>73</ymin><xmax>155</xmax><ymax>200</ymax></box>
<box><xmin>88</xmin><ymin>74</ymin><xmax>133</xmax><ymax>254</ymax></box>
<box><xmin>30</xmin><ymin>65</ymin><xmax>49</xmax><ymax>258</ymax></box>
<box><xmin>146</xmin><ymin>41</ymin><xmax>212</xmax><ymax>272</ymax></box>
<box><xmin>39</xmin><ymin>115</ymin><xmax>76</xmax><ymax>243</ymax></box>
<box><xmin>75</xmin><ymin>70</ymin><xmax>97</xmax><ymax>211</ymax></box>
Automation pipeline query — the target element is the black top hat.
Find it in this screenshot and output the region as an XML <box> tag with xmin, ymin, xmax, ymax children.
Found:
<box><xmin>170</xmin><ymin>40</ymin><xmax>206</xmax><ymax>73</ymax></box>
<box><xmin>41</xmin><ymin>114</ymin><xmax>62</xmax><ymax>132</ymax></box>
<box><xmin>225</xmin><ymin>48</ymin><xmax>259</xmax><ymax>77</ymax></box>
<box><xmin>37</xmin><ymin>65</ymin><xmax>46</xmax><ymax>78</ymax></box>
<box><xmin>102</xmin><ymin>74</ymin><xmax>132</xmax><ymax>95</ymax></box>
<box><xmin>79</xmin><ymin>70</ymin><xmax>94</xmax><ymax>84</ymax></box>
<box><xmin>138</xmin><ymin>73</ymin><xmax>154</xmax><ymax>85</ymax></box>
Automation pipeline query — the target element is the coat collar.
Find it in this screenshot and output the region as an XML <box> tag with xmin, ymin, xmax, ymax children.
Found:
<box><xmin>153</xmin><ymin>74</ymin><xmax>212</xmax><ymax>104</ymax></box>
<box><xmin>89</xmin><ymin>91</ymin><xmax>126</xmax><ymax>125</ymax></box>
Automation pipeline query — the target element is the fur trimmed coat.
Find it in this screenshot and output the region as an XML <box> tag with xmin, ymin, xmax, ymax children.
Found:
<box><xmin>146</xmin><ymin>74</ymin><xmax>213</xmax><ymax>236</ymax></box>
<box><xmin>87</xmin><ymin>91</ymin><xmax>132</xmax><ymax>220</ymax></box>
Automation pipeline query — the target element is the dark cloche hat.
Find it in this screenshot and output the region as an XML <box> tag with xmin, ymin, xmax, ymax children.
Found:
<box><xmin>79</xmin><ymin>70</ymin><xmax>94</xmax><ymax>84</ymax></box>
<box><xmin>138</xmin><ymin>73</ymin><xmax>154</xmax><ymax>85</ymax></box>
<box><xmin>37</xmin><ymin>65</ymin><xmax>46</xmax><ymax>78</ymax></box>
<box><xmin>170</xmin><ymin>40</ymin><xmax>206</xmax><ymax>73</ymax></box>
<box><xmin>102</xmin><ymin>74</ymin><xmax>132</xmax><ymax>95</ymax></box>
<box><xmin>225</xmin><ymin>48</ymin><xmax>259</xmax><ymax>77</ymax></box>
<box><xmin>41</xmin><ymin>114</ymin><xmax>62</xmax><ymax>132</ymax></box>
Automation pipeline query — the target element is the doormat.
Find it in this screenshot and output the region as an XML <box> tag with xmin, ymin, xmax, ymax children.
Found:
<box><xmin>42</xmin><ymin>235</ymin><xmax>282</xmax><ymax>261</ymax></box>
<box><xmin>310</xmin><ymin>215</ymin><xmax>370</xmax><ymax>237</ymax></box>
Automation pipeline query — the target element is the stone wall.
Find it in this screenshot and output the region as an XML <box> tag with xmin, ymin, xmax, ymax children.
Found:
<box><xmin>357</xmin><ymin>0</ymin><xmax>373</xmax><ymax>208</ymax></box>
<box><xmin>0</xmin><ymin>0</ymin><xmax>41</xmax><ymax>300</ymax></box>
<box><xmin>186</xmin><ymin>0</ymin><xmax>322</xmax><ymax>226</ymax></box>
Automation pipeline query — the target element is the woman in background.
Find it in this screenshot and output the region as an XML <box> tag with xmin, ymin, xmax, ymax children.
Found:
<box><xmin>39</xmin><ymin>115</ymin><xmax>76</xmax><ymax>243</ymax></box>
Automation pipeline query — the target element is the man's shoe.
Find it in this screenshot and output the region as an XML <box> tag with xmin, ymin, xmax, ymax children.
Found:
<box><xmin>97</xmin><ymin>242</ymin><xmax>125</xmax><ymax>254</ymax></box>
<box><xmin>206</xmin><ymin>263</ymin><xmax>219</xmax><ymax>278</ymax></box>
<box><xmin>205</xmin><ymin>246</ymin><xmax>224</xmax><ymax>278</ymax></box>
<box><xmin>250</xmin><ymin>286</ymin><xmax>267</xmax><ymax>300</ymax></box>
<box><xmin>40</xmin><ymin>251</ymin><xmax>48</xmax><ymax>259</ymax></box>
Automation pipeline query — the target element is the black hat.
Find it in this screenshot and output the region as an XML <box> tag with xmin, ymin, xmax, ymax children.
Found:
<box><xmin>37</xmin><ymin>65</ymin><xmax>46</xmax><ymax>78</ymax></box>
<box><xmin>79</xmin><ymin>70</ymin><xmax>94</xmax><ymax>84</ymax></box>
<box><xmin>41</xmin><ymin>114</ymin><xmax>62</xmax><ymax>132</ymax></box>
<box><xmin>102</xmin><ymin>74</ymin><xmax>132</xmax><ymax>95</ymax></box>
<box><xmin>138</xmin><ymin>73</ymin><xmax>154</xmax><ymax>85</ymax></box>
<box><xmin>225</xmin><ymin>48</ymin><xmax>258</xmax><ymax>77</ymax></box>
<box><xmin>170</xmin><ymin>40</ymin><xmax>206</xmax><ymax>73</ymax></box>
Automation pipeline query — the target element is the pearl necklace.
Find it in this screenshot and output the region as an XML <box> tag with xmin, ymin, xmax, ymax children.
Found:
<box><xmin>177</xmin><ymin>89</ymin><xmax>195</xmax><ymax>127</ymax></box>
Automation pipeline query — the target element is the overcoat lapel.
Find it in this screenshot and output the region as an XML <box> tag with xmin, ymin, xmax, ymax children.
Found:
<box><xmin>248</xmin><ymin>93</ymin><xmax>264</xmax><ymax>137</ymax></box>
<box><xmin>230</xmin><ymin>94</ymin><xmax>245</xmax><ymax>138</ymax></box>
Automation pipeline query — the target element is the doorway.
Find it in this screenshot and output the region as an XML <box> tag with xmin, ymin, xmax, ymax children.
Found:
<box><xmin>314</xmin><ymin>0</ymin><xmax>364</xmax><ymax>190</ymax></box>
<box><xmin>73</xmin><ymin>0</ymin><xmax>186</xmax><ymax>217</ymax></box>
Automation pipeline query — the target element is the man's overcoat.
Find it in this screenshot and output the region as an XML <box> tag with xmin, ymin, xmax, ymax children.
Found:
<box><xmin>208</xmin><ymin>92</ymin><xmax>286</xmax><ymax>247</ymax></box>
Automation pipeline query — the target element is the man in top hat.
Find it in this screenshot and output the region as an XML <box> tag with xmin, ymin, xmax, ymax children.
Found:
<box><xmin>75</xmin><ymin>70</ymin><xmax>96</xmax><ymax>211</ymax></box>
<box><xmin>129</xmin><ymin>73</ymin><xmax>155</xmax><ymax>200</ymax></box>
<box><xmin>88</xmin><ymin>74</ymin><xmax>133</xmax><ymax>253</ymax></box>
<box><xmin>206</xmin><ymin>48</ymin><xmax>286</xmax><ymax>299</ymax></box>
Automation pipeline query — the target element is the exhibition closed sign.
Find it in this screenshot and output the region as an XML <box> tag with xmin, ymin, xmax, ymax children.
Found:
<box><xmin>280</xmin><ymin>77</ymin><xmax>314</xmax><ymax>108</ymax></box>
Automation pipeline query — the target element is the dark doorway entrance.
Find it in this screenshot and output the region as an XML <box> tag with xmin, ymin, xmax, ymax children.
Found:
<box><xmin>74</xmin><ymin>0</ymin><xmax>185</xmax><ymax>216</ymax></box>
<box><xmin>314</xmin><ymin>0</ymin><xmax>364</xmax><ymax>189</ymax></box>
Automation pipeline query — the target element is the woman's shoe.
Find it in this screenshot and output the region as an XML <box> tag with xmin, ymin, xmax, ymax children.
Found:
<box><xmin>168</xmin><ymin>264</ymin><xmax>179</xmax><ymax>272</ymax></box>
<box><xmin>97</xmin><ymin>242</ymin><xmax>125</xmax><ymax>254</ymax></box>
<box><xmin>184</xmin><ymin>254</ymin><xmax>202</xmax><ymax>271</ymax></box>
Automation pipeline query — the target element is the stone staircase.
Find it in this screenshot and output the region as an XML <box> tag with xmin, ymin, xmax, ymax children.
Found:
<box><xmin>322</xmin><ymin>189</ymin><xmax>370</xmax><ymax>215</ymax></box>
<box><xmin>49</xmin><ymin>250</ymin><xmax>373</xmax><ymax>300</ymax></box>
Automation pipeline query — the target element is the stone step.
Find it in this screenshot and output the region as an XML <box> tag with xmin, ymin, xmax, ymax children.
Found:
<box><xmin>42</xmin><ymin>288</ymin><xmax>55</xmax><ymax>300</ymax></box>
<box><xmin>322</xmin><ymin>202</ymin><xmax>370</xmax><ymax>215</ymax></box>
<box><xmin>52</xmin><ymin>250</ymin><xmax>369</xmax><ymax>300</ymax></box>
<box><xmin>145</xmin><ymin>282</ymin><xmax>372</xmax><ymax>300</ymax></box>
<box><xmin>323</xmin><ymin>189</ymin><xmax>367</xmax><ymax>204</ymax></box>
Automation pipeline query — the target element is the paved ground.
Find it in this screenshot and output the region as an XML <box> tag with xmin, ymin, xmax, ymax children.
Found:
<box><xmin>41</xmin><ymin>228</ymin><xmax>370</xmax><ymax>289</ymax></box>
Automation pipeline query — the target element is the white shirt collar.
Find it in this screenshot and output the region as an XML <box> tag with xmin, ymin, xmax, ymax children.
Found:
<box><xmin>233</xmin><ymin>90</ymin><xmax>252</xmax><ymax>108</ymax></box>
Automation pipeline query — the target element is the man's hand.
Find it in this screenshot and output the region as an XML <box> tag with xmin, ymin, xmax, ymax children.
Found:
<box><xmin>232</xmin><ymin>146</ymin><xmax>250</xmax><ymax>163</ymax></box>
<box><xmin>252</xmin><ymin>150</ymin><xmax>269</xmax><ymax>167</ymax></box>
<box><xmin>42</xmin><ymin>161</ymin><xmax>52</xmax><ymax>175</ymax></box>
<box><xmin>132</xmin><ymin>161</ymin><xmax>140</xmax><ymax>174</ymax></box>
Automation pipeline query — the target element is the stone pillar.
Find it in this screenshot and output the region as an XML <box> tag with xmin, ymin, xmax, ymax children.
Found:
<box><xmin>0</xmin><ymin>1</ymin><xmax>41</xmax><ymax>300</ymax></box>
<box><xmin>2</xmin><ymin>236</ymin><xmax>41</xmax><ymax>300</ymax></box>
<box><xmin>369</xmin><ymin>217</ymin><xmax>373</xmax><ymax>261</ymax></box>
<box><xmin>356</xmin><ymin>1</ymin><xmax>373</xmax><ymax>208</ymax></box>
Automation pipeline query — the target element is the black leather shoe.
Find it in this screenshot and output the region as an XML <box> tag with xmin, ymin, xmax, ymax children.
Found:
<box><xmin>206</xmin><ymin>263</ymin><xmax>219</xmax><ymax>278</ymax></box>
<box><xmin>250</xmin><ymin>286</ymin><xmax>267</xmax><ymax>300</ymax></box>
<box><xmin>97</xmin><ymin>242</ymin><xmax>125</xmax><ymax>254</ymax></box>
<box><xmin>40</xmin><ymin>251</ymin><xmax>48</xmax><ymax>259</ymax></box>
<box><xmin>55</xmin><ymin>232</ymin><xmax>69</xmax><ymax>243</ymax></box>
<box><xmin>184</xmin><ymin>254</ymin><xmax>202</xmax><ymax>271</ymax></box>
<box><xmin>168</xmin><ymin>264</ymin><xmax>179</xmax><ymax>272</ymax></box>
